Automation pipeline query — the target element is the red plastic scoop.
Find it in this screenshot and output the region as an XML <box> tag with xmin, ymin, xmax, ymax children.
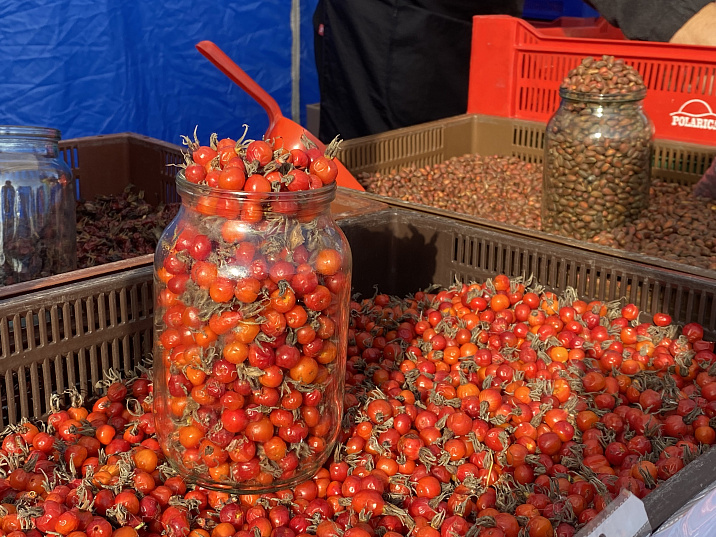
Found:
<box><xmin>196</xmin><ymin>40</ymin><xmax>364</xmax><ymax>191</ymax></box>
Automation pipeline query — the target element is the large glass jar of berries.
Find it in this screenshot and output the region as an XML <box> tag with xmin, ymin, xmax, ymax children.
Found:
<box><xmin>152</xmin><ymin>131</ymin><xmax>352</xmax><ymax>493</ymax></box>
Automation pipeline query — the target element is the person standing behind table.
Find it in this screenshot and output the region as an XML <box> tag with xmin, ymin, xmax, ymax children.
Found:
<box><xmin>312</xmin><ymin>0</ymin><xmax>524</xmax><ymax>143</ymax></box>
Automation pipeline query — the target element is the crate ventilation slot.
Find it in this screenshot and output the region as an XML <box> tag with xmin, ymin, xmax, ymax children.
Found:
<box><xmin>647</xmin><ymin>63</ymin><xmax>716</xmax><ymax>96</ymax></box>
<box><xmin>653</xmin><ymin>147</ymin><xmax>712</xmax><ymax>179</ymax></box>
<box><xmin>341</xmin><ymin>126</ymin><xmax>445</xmax><ymax>176</ymax></box>
<box><xmin>512</xmin><ymin>125</ymin><xmax>544</xmax><ymax>151</ymax></box>
<box><xmin>0</xmin><ymin>276</ymin><xmax>153</xmax><ymax>426</ymax></box>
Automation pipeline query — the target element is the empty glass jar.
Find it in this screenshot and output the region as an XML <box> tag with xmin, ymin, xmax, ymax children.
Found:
<box><xmin>0</xmin><ymin>126</ymin><xmax>76</xmax><ymax>285</ymax></box>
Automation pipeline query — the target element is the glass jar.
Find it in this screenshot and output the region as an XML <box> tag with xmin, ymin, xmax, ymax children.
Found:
<box><xmin>0</xmin><ymin>126</ymin><xmax>76</xmax><ymax>284</ymax></box>
<box><xmin>153</xmin><ymin>173</ymin><xmax>352</xmax><ymax>493</ymax></box>
<box><xmin>542</xmin><ymin>88</ymin><xmax>654</xmax><ymax>241</ymax></box>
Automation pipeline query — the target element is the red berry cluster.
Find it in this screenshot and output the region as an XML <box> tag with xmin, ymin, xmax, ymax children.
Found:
<box><xmin>181</xmin><ymin>130</ymin><xmax>339</xmax><ymax>192</ymax></box>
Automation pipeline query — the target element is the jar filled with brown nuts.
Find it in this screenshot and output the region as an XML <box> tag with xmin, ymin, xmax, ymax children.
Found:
<box><xmin>542</xmin><ymin>56</ymin><xmax>654</xmax><ymax>241</ymax></box>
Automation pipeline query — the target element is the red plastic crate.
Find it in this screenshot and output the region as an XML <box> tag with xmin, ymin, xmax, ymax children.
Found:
<box><xmin>468</xmin><ymin>16</ymin><xmax>716</xmax><ymax>145</ymax></box>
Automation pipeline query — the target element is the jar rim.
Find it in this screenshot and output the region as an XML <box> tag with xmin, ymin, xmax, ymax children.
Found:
<box><xmin>175</xmin><ymin>171</ymin><xmax>337</xmax><ymax>203</ymax></box>
<box><xmin>0</xmin><ymin>125</ymin><xmax>62</xmax><ymax>139</ymax></box>
<box><xmin>558</xmin><ymin>87</ymin><xmax>647</xmax><ymax>102</ymax></box>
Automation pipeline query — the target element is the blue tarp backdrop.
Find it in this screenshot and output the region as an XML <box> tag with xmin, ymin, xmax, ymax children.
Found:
<box><xmin>0</xmin><ymin>0</ymin><xmax>320</xmax><ymax>146</ymax></box>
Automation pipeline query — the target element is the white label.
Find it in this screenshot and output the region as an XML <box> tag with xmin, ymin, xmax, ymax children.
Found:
<box><xmin>577</xmin><ymin>490</ymin><xmax>651</xmax><ymax>537</ymax></box>
<box><xmin>669</xmin><ymin>99</ymin><xmax>716</xmax><ymax>131</ymax></box>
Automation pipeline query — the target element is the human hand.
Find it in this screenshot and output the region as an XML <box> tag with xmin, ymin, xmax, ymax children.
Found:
<box><xmin>694</xmin><ymin>156</ymin><xmax>716</xmax><ymax>198</ymax></box>
<box><xmin>670</xmin><ymin>2</ymin><xmax>716</xmax><ymax>46</ymax></box>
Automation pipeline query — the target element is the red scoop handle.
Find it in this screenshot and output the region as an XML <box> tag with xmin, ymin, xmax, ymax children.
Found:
<box><xmin>196</xmin><ymin>40</ymin><xmax>283</xmax><ymax>132</ymax></box>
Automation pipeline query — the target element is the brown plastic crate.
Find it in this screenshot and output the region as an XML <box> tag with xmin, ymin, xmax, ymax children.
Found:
<box><xmin>2</xmin><ymin>200</ymin><xmax>716</xmax><ymax>532</ymax></box>
<box><xmin>339</xmin><ymin>113</ymin><xmax>716</xmax><ymax>187</ymax></box>
<box><xmin>339</xmin><ymin>207</ymin><xmax>716</xmax><ymax>535</ymax></box>
<box><xmin>59</xmin><ymin>132</ymin><xmax>185</xmax><ymax>206</ymax></box>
